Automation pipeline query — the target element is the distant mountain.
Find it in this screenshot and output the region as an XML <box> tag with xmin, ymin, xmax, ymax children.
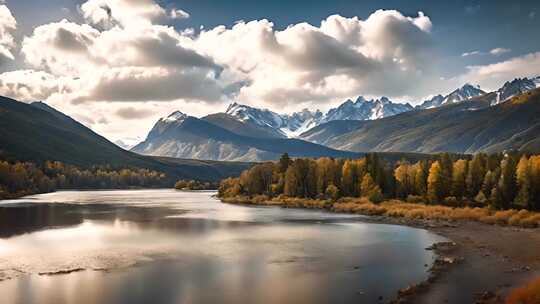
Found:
<box><xmin>317</xmin><ymin>88</ymin><xmax>540</xmax><ymax>154</ymax></box>
<box><xmin>324</xmin><ymin>96</ymin><xmax>413</xmax><ymax>122</ymax></box>
<box><xmin>0</xmin><ymin>97</ymin><xmax>252</xmax><ymax>181</ymax></box>
<box><xmin>221</xmin><ymin>96</ymin><xmax>412</xmax><ymax>139</ymax></box>
<box><xmin>131</xmin><ymin>111</ymin><xmax>361</xmax><ymax>162</ymax></box>
<box><xmin>416</xmin><ymin>84</ymin><xmax>486</xmax><ymax>109</ymax></box>
<box><xmin>223</xmin><ymin>102</ymin><xmax>324</xmax><ymax>138</ymax></box>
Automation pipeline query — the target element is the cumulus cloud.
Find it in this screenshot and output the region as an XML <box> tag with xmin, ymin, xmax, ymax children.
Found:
<box><xmin>0</xmin><ymin>70</ymin><xmax>76</xmax><ymax>101</ymax></box>
<box><xmin>0</xmin><ymin>3</ymin><xmax>17</xmax><ymax>63</ymax></box>
<box><xmin>489</xmin><ymin>47</ymin><xmax>511</xmax><ymax>56</ymax></box>
<box><xmin>459</xmin><ymin>51</ymin><xmax>540</xmax><ymax>91</ymax></box>
<box><xmin>195</xmin><ymin>10</ymin><xmax>436</xmax><ymax>107</ymax></box>
<box><xmin>74</xmin><ymin>67</ymin><xmax>226</xmax><ymax>103</ymax></box>
<box><xmin>10</xmin><ymin>4</ymin><xmax>440</xmax><ymax>110</ymax></box>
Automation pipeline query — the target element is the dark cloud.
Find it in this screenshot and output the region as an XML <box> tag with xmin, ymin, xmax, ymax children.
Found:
<box><xmin>54</xmin><ymin>27</ymin><xmax>93</xmax><ymax>52</ymax></box>
<box><xmin>74</xmin><ymin>68</ymin><xmax>226</xmax><ymax>103</ymax></box>
<box><xmin>115</xmin><ymin>106</ymin><xmax>154</xmax><ymax>119</ymax></box>
<box><xmin>132</xmin><ymin>32</ymin><xmax>223</xmax><ymax>75</ymax></box>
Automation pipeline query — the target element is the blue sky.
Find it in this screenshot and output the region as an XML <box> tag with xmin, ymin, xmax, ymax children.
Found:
<box><xmin>0</xmin><ymin>0</ymin><xmax>539</xmax><ymax>143</ymax></box>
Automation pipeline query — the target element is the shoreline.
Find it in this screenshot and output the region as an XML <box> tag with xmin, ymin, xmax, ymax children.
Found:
<box><xmin>220</xmin><ymin>197</ymin><xmax>540</xmax><ymax>304</ymax></box>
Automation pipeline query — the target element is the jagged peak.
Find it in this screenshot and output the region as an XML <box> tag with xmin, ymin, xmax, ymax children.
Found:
<box><xmin>162</xmin><ymin>110</ymin><xmax>188</xmax><ymax>123</ymax></box>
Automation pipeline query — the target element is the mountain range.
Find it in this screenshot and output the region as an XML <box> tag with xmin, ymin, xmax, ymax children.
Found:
<box><xmin>131</xmin><ymin>110</ymin><xmax>362</xmax><ymax>161</ymax></box>
<box><xmin>2</xmin><ymin>75</ymin><xmax>539</xmax><ymax>166</ymax></box>
<box><xmin>301</xmin><ymin>87</ymin><xmax>540</xmax><ymax>154</ymax></box>
<box><xmin>132</xmin><ymin>76</ymin><xmax>540</xmax><ymax>160</ymax></box>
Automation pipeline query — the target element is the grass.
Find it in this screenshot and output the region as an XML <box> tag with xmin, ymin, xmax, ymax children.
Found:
<box><xmin>506</xmin><ymin>277</ymin><xmax>540</xmax><ymax>304</ymax></box>
<box><xmin>220</xmin><ymin>195</ymin><xmax>540</xmax><ymax>228</ymax></box>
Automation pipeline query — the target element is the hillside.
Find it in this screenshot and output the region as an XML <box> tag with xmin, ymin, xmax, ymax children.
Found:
<box><xmin>0</xmin><ymin>97</ymin><xmax>252</xmax><ymax>181</ymax></box>
<box><xmin>317</xmin><ymin>89</ymin><xmax>540</xmax><ymax>154</ymax></box>
<box><xmin>202</xmin><ymin>113</ymin><xmax>284</xmax><ymax>138</ymax></box>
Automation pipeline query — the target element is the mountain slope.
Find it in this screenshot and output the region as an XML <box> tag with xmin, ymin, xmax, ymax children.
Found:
<box><xmin>0</xmin><ymin>97</ymin><xmax>252</xmax><ymax>181</ymax></box>
<box><xmin>131</xmin><ymin>111</ymin><xmax>361</xmax><ymax>161</ymax></box>
<box><xmin>323</xmin><ymin>89</ymin><xmax>540</xmax><ymax>154</ymax></box>
<box><xmin>202</xmin><ymin>113</ymin><xmax>284</xmax><ymax>138</ymax></box>
<box><xmin>299</xmin><ymin>120</ymin><xmax>367</xmax><ymax>146</ymax></box>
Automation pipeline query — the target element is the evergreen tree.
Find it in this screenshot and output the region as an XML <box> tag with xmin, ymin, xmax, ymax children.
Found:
<box><xmin>341</xmin><ymin>160</ymin><xmax>358</xmax><ymax>197</ymax></box>
<box><xmin>498</xmin><ymin>156</ymin><xmax>517</xmax><ymax>209</ymax></box>
<box><xmin>414</xmin><ymin>161</ymin><xmax>428</xmax><ymax>196</ymax></box>
<box><xmin>279</xmin><ymin>153</ymin><xmax>292</xmax><ymax>173</ymax></box>
<box><xmin>466</xmin><ymin>154</ymin><xmax>486</xmax><ymax>197</ymax></box>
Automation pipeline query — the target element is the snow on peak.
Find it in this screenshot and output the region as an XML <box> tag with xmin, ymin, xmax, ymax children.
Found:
<box><xmin>162</xmin><ymin>111</ymin><xmax>188</xmax><ymax>123</ymax></box>
<box><xmin>416</xmin><ymin>84</ymin><xmax>485</xmax><ymax>109</ymax></box>
<box><xmin>324</xmin><ymin>96</ymin><xmax>412</xmax><ymax>122</ymax></box>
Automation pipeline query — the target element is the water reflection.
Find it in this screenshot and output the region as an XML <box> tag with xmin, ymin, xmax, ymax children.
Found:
<box><xmin>0</xmin><ymin>190</ymin><xmax>446</xmax><ymax>304</ymax></box>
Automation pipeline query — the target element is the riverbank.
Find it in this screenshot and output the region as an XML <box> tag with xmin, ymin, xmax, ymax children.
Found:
<box><xmin>220</xmin><ymin>196</ymin><xmax>540</xmax><ymax>304</ymax></box>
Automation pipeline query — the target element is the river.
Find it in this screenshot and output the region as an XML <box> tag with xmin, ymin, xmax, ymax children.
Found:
<box><xmin>0</xmin><ymin>190</ymin><xmax>446</xmax><ymax>304</ymax></box>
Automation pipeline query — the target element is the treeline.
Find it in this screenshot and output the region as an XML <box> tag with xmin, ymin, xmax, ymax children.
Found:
<box><xmin>174</xmin><ymin>179</ymin><xmax>218</xmax><ymax>190</ymax></box>
<box><xmin>0</xmin><ymin>159</ymin><xmax>168</xmax><ymax>199</ymax></box>
<box><xmin>219</xmin><ymin>153</ymin><xmax>540</xmax><ymax>211</ymax></box>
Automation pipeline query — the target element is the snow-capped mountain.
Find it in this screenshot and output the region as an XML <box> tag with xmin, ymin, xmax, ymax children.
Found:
<box><xmin>225</xmin><ymin>102</ymin><xmax>324</xmax><ymax>138</ymax></box>
<box><xmin>324</xmin><ymin>96</ymin><xmax>413</xmax><ymax>122</ymax></box>
<box><xmin>145</xmin><ymin>110</ymin><xmax>190</xmax><ymax>140</ymax></box>
<box><xmin>225</xmin><ymin>102</ymin><xmax>284</xmax><ymax>130</ymax></box>
<box><xmin>417</xmin><ymin>84</ymin><xmax>486</xmax><ymax>109</ymax></box>
<box><xmin>224</xmin><ymin>97</ymin><xmax>412</xmax><ymax>138</ymax></box>
<box><xmin>493</xmin><ymin>77</ymin><xmax>539</xmax><ymax>105</ymax></box>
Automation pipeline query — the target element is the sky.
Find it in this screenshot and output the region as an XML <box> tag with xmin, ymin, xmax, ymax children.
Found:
<box><xmin>0</xmin><ymin>0</ymin><xmax>539</xmax><ymax>145</ymax></box>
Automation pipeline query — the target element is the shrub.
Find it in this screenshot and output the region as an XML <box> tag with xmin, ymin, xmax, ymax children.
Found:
<box><xmin>506</xmin><ymin>277</ymin><xmax>540</xmax><ymax>304</ymax></box>
<box><xmin>406</xmin><ymin>195</ymin><xmax>426</xmax><ymax>204</ymax></box>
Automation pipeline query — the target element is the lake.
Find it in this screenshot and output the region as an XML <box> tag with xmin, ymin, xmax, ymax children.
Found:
<box><xmin>0</xmin><ymin>190</ymin><xmax>445</xmax><ymax>304</ymax></box>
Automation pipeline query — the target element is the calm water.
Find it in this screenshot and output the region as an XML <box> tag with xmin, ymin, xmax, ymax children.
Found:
<box><xmin>0</xmin><ymin>190</ymin><xmax>445</xmax><ymax>304</ymax></box>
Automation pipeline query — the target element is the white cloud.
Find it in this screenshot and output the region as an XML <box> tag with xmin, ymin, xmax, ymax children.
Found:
<box><xmin>170</xmin><ymin>9</ymin><xmax>190</xmax><ymax>20</ymax></box>
<box><xmin>489</xmin><ymin>47</ymin><xmax>511</xmax><ymax>56</ymax></box>
<box><xmin>459</xmin><ymin>51</ymin><xmax>540</xmax><ymax>91</ymax></box>
<box><xmin>194</xmin><ymin>10</ymin><xmax>437</xmax><ymax>109</ymax></box>
<box><xmin>462</xmin><ymin>50</ymin><xmax>482</xmax><ymax>57</ymax></box>
<box><xmin>0</xmin><ymin>3</ymin><xmax>16</xmax><ymax>62</ymax></box>
<box><xmin>0</xmin><ymin>70</ymin><xmax>76</xmax><ymax>101</ymax></box>
<box><xmin>462</xmin><ymin>48</ymin><xmax>511</xmax><ymax>58</ymax></box>
<box><xmin>80</xmin><ymin>0</ymin><xmax>166</xmax><ymax>29</ymax></box>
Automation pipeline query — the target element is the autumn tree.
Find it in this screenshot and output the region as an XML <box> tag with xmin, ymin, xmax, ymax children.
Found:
<box><xmin>452</xmin><ymin>159</ymin><xmax>468</xmax><ymax>198</ymax></box>
<box><xmin>427</xmin><ymin>161</ymin><xmax>444</xmax><ymax>204</ymax></box>
<box><xmin>514</xmin><ymin>156</ymin><xmax>531</xmax><ymax>209</ymax></box>
<box><xmin>360</xmin><ymin>173</ymin><xmax>383</xmax><ymax>203</ymax></box>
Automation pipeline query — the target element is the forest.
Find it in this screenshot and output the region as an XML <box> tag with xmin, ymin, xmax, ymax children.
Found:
<box><xmin>219</xmin><ymin>152</ymin><xmax>540</xmax><ymax>211</ymax></box>
<box><xmin>0</xmin><ymin>159</ymin><xmax>168</xmax><ymax>199</ymax></box>
<box><xmin>174</xmin><ymin>179</ymin><xmax>219</xmax><ymax>190</ymax></box>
